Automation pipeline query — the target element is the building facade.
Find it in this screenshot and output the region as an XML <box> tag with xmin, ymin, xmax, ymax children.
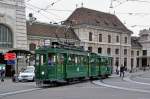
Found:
<box><xmin>131</xmin><ymin>37</ymin><xmax>142</xmax><ymax>71</ymax></box>
<box><xmin>138</xmin><ymin>29</ymin><xmax>150</xmax><ymax>69</ymax></box>
<box><xmin>0</xmin><ymin>0</ymin><xmax>28</xmax><ymax>76</ymax></box>
<box><xmin>27</xmin><ymin>21</ymin><xmax>80</xmax><ymax>53</ymax></box>
<box><xmin>0</xmin><ymin>0</ymin><xmax>28</xmax><ymax>51</ymax></box>
<box><xmin>64</xmin><ymin>7</ymin><xmax>132</xmax><ymax>72</ymax></box>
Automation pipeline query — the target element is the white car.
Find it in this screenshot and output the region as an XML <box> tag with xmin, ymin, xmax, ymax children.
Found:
<box><xmin>18</xmin><ymin>69</ymin><xmax>35</xmax><ymax>81</ymax></box>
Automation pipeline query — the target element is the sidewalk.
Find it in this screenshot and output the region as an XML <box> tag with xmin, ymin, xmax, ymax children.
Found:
<box><xmin>0</xmin><ymin>78</ymin><xmax>36</xmax><ymax>94</ymax></box>
<box><xmin>110</xmin><ymin>69</ymin><xmax>150</xmax><ymax>78</ymax></box>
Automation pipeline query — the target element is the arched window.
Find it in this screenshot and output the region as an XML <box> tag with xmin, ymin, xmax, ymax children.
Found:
<box><xmin>0</xmin><ymin>24</ymin><xmax>13</xmax><ymax>48</ymax></box>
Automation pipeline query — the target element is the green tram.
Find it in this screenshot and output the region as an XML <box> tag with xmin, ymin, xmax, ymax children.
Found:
<box><xmin>35</xmin><ymin>44</ymin><xmax>112</xmax><ymax>86</ymax></box>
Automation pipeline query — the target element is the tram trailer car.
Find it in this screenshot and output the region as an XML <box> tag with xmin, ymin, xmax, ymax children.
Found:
<box><xmin>35</xmin><ymin>45</ymin><xmax>112</xmax><ymax>86</ymax></box>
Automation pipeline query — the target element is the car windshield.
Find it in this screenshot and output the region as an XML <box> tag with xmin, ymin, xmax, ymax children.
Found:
<box><xmin>23</xmin><ymin>69</ymin><xmax>34</xmax><ymax>73</ymax></box>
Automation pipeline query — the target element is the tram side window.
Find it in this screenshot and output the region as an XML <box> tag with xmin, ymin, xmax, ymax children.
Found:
<box><xmin>57</xmin><ymin>54</ymin><xmax>64</xmax><ymax>64</ymax></box>
<box><xmin>96</xmin><ymin>58</ymin><xmax>99</xmax><ymax>67</ymax></box>
<box><xmin>80</xmin><ymin>56</ymin><xmax>84</xmax><ymax>66</ymax></box>
<box><xmin>90</xmin><ymin>58</ymin><xmax>96</xmax><ymax>66</ymax></box>
<box><xmin>68</xmin><ymin>54</ymin><xmax>75</xmax><ymax>65</ymax></box>
<box><xmin>40</xmin><ymin>54</ymin><xmax>46</xmax><ymax>65</ymax></box>
<box><xmin>35</xmin><ymin>54</ymin><xmax>40</xmax><ymax>66</ymax></box>
<box><xmin>101</xmin><ymin>58</ymin><xmax>105</xmax><ymax>65</ymax></box>
<box><xmin>48</xmin><ymin>53</ymin><xmax>56</xmax><ymax>65</ymax></box>
<box><xmin>77</xmin><ymin>56</ymin><xmax>81</xmax><ymax>64</ymax></box>
<box><xmin>77</xmin><ymin>56</ymin><xmax>83</xmax><ymax>66</ymax></box>
<box><xmin>108</xmin><ymin>58</ymin><xmax>112</xmax><ymax>66</ymax></box>
<box><xmin>83</xmin><ymin>56</ymin><xmax>88</xmax><ymax>66</ymax></box>
<box><xmin>103</xmin><ymin>58</ymin><xmax>107</xmax><ymax>65</ymax></box>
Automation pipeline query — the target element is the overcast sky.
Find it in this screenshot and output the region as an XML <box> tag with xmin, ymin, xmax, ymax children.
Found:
<box><xmin>25</xmin><ymin>0</ymin><xmax>150</xmax><ymax>36</ymax></box>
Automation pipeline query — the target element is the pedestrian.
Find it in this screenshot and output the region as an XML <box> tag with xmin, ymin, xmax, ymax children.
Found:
<box><xmin>116</xmin><ymin>68</ymin><xmax>119</xmax><ymax>75</ymax></box>
<box><xmin>120</xmin><ymin>65</ymin><xmax>125</xmax><ymax>78</ymax></box>
<box><xmin>0</xmin><ymin>68</ymin><xmax>5</xmax><ymax>82</ymax></box>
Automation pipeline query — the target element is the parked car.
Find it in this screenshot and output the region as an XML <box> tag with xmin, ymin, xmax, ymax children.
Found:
<box><xmin>18</xmin><ymin>66</ymin><xmax>35</xmax><ymax>82</ymax></box>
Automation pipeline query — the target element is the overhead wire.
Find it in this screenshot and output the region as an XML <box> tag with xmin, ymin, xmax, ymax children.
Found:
<box><xmin>26</xmin><ymin>3</ymin><xmax>64</xmax><ymax>21</ymax></box>
<box><xmin>115</xmin><ymin>12</ymin><xmax>150</xmax><ymax>16</ymax></box>
<box><xmin>26</xmin><ymin>3</ymin><xmax>72</xmax><ymax>12</ymax></box>
<box><xmin>36</xmin><ymin>0</ymin><xmax>63</xmax><ymax>13</ymax></box>
<box><xmin>127</xmin><ymin>0</ymin><xmax>150</xmax><ymax>3</ymax></box>
<box><xmin>26</xmin><ymin>5</ymin><xmax>57</xmax><ymax>23</ymax></box>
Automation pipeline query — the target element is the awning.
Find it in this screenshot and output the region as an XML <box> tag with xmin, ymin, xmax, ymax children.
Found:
<box><xmin>7</xmin><ymin>49</ymin><xmax>33</xmax><ymax>55</ymax></box>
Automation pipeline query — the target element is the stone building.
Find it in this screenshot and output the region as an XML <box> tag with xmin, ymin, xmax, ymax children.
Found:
<box><xmin>27</xmin><ymin>21</ymin><xmax>80</xmax><ymax>54</ymax></box>
<box><xmin>0</xmin><ymin>0</ymin><xmax>28</xmax><ymax>76</ymax></box>
<box><xmin>0</xmin><ymin>0</ymin><xmax>28</xmax><ymax>51</ymax></box>
<box><xmin>138</xmin><ymin>29</ymin><xmax>150</xmax><ymax>68</ymax></box>
<box><xmin>64</xmin><ymin>7</ymin><xmax>133</xmax><ymax>71</ymax></box>
<box><xmin>131</xmin><ymin>37</ymin><xmax>142</xmax><ymax>71</ymax></box>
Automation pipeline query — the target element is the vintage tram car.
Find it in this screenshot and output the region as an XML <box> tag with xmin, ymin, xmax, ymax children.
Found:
<box><xmin>35</xmin><ymin>43</ymin><xmax>112</xmax><ymax>86</ymax></box>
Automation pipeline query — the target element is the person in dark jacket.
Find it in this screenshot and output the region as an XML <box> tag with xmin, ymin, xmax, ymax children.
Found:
<box><xmin>120</xmin><ymin>65</ymin><xmax>125</xmax><ymax>78</ymax></box>
<box><xmin>0</xmin><ymin>68</ymin><xmax>5</xmax><ymax>82</ymax></box>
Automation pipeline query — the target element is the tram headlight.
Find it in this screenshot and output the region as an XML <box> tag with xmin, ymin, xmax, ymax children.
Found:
<box><xmin>41</xmin><ymin>71</ymin><xmax>45</xmax><ymax>75</ymax></box>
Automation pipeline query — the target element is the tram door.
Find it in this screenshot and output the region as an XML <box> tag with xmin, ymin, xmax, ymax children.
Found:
<box><xmin>47</xmin><ymin>53</ymin><xmax>57</xmax><ymax>80</ymax></box>
<box><xmin>56</xmin><ymin>53</ymin><xmax>65</xmax><ymax>79</ymax></box>
<box><xmin>90</xmin><ymin>57</ymin><xmax>97</xmax><ymax>76</ymax></box>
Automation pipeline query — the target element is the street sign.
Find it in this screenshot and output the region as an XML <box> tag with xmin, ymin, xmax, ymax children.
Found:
<box><xmin>6</xmin><ymin>60</ymin><xmax>15</xmax><ymax>65</ymax></box>
<box><xmin>4</xmin><ymin>53</ymin><xmax>16</xmax><ymax>60</ymax></box>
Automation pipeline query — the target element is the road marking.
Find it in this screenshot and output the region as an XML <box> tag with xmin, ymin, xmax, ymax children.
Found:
<box><xmin>0</xmin><ymin>88</ymin><xmax>41</xmax><ymax>97</ymax></box>
<box><xmin>93</xmin><ymin>80</ymin><xmax>150</xmax><ymax>94</ymax></box>
<box><xmin>124</xmin><ymin>76</ymin><xmax>150</xmax><ymax>86</ymax></box>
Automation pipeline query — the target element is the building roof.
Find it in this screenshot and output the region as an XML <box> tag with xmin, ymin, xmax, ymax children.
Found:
<box><xmin>64</xmin><ymin>7</ymin><xmax>132</xmax><ymax>33</ymax></box>
<box><xmin>27</xmin><ymin>21</ymin><xmax>79</xmax><ymax>40</ymax></box>
<box><xmin>131</xmin><ymin>36</ymin><xmax>142</xmax><ymax>49</ymax></box>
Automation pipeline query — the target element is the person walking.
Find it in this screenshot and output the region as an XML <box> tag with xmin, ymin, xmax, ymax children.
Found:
<box><xmin>120</xmin><ymin>65</ymin><xmax>125</xmax><ymax>78</ymax></box>
<box><xmin>0</xmin><ymin>68</ymin><xmax>5</xmax><ymax>82</ymax></box>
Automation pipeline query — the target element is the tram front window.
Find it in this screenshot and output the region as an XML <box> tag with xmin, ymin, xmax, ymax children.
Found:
<box><xmin>35</xmin><ymin>54</ymin><xmax>40</xmax><ymax>66</ymax></box>
<box><xmin>35</xmin><ymin>54</ymin><xmax>46</xmax><ymax>66</ymax></box>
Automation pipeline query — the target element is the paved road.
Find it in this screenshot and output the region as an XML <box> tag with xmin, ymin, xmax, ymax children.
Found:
<box><xmin>0</xmin><ymin>71</ymin><xmax>150</xmax><ymax>99</ymax></box>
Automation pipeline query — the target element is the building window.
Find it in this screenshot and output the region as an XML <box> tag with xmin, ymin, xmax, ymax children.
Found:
<box><xmin>125</xmin><ymin>37</ymin><xmax>128</xmax><ymax>44</ymax></box>
<box><xmin>115</xmin><ymin>49</ymin><xmax>119</xmax><ymax>55</ymax></box>
<box><xmin>143</xmin><ymin>50</ymin><xmax>147</xmax><ymax>56</ymax></box>
<box><xmin>124</xmin><ymin>49</ymin><xmax>127</xmax><ymax>55</ymax></box>
<box><xmin>88</xmin><ymin>47</ymin><xmax>92</xmax><ymax>52</ymax></box>
<box><xmin>136</xmin><ymin>58</ymin><xmax>139</xmax><ymax>67</ymax></box>
<box><xmin>131</xmin><ymin>58</ymin><xmax>134</xmax><ymax>69</ymax></box>
<box><xmin>115</xmin><ymin>57</ymin><xmax>119</xmax><ymax>67</ymax></box>
<box><xmin>0</xmin><ymin>24</ymin><xmax>13</xmax><ymax>48</ymax></box>
<box><xmin>124</xmin><ymin>58</ymin><xmax>127</xmax><ymax>67</ymax></box>
<box><xmin>107</xmin><ymin>48</ymin><xmax>111</xmax><ymax>55</ymax></box>
<box><xmin>137</xmin><ymin>51</ymin><xmax>139</xmax><ymax>56</ymax></box>
<box><xmin>98</xmin><ymin>47</ymin><xmax>102</xmax><ymax>53</ymax></box>
<box><xmin>108</xmin><ymin>35</ymin><xmax>111</xmax><ymax>43</ymax></box>
<box><xmin>131</xmin><ymin>50</ymin><xmax>134</xmax><ymax>56</ymax></box>
<box><xmin>99</xmin><ymin>34</ymin><xmax>102</xmax><ymax>42</ymax></box>
<box><xmin>89</xmin><ymin>32</ymin><xmax>92</xmax><ymax>41</ymax></box>
<box><xmin>116</xmin><ymin>36</ymin><xmax>119</xmax><ymax>43</ymax></box>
